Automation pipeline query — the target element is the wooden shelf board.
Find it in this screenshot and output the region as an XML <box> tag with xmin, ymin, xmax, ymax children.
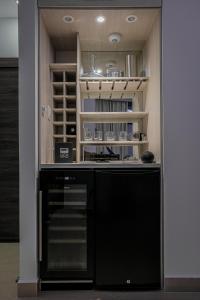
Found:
<box><xmin>53</xmin><ymin>95</ymin><xmax>64</xmax><ymax>100</ymax></box>
<box><xmin>66</xmin><ymin>122</ymin><xmax>76</xmax><ymax>125</ymax></box>
<box><xmin>52</xmin><ymin>82</ymin><xmax>76</xmax><ymax>87</ymax></box>
<box><xmin>52</xmin><ymin>82</ymin><xmax>63</xmax><ymax>86</ymax></box>
<box><xmin>66</xmin><ymin>135</ymin><xmax>76</xmax><ymax>138</ymax></box>
<box><xmin>81</xmin><ymin>91</ymin><xmax>137</xmax><ymax>100</ymax></box>
<box><xmin>80</xmin><ymin>76</ymin><xmax>148</xmax><ymax>81</ymax></box>
<box><xmin>80</xmin><ymin>112</ymin><xmax>148</xmax><ymax>123</ymax></box>
<box><xmin>53</xmin><ymin>121</ymin><xmax>76</xmax><ymax>125</ymax></box>
<box><xmin>53</xmin><ymin>108</ymin><xmax>64</xmax><ymax>113</ymax></box>
<box><xmin>53</xmin><ymin>108</ymin><xmax>76</xmax><ymax>113</ymax></box>
<box><xmin>65</xmin><ymin>95</ymin><xmax>76</xmax><ymax>100</ymax></box>
<box><xmin>53</xmin><ymin>134</ymin><xmax>64</xmax><ymax>138</ymax></box>
<box><xmin>66</xmin><ymin>108</ymin><xmax>76</xmax><ymax>112</ymax></box>
<box><xmin>80</xmin><ymin>140</ymin><xmax>148</xmax><ymax>145</ymax></box>
<box><xmin>53</xmin><ymin>95</ymin><xmax>77</xmax><ymax>100</ymax></box>
<box><xmin>65</xmin><ymin>82</ymin><xmax>76</xmax><ymax>86</ymax></box>
<box><xmin>50</xmin><ymin>63</ymin><xmax>77</xmax><ymax>71</ymax></box>
<box><xmin>54</xmin><ymin>134</ymin><xmax>76</xmax><ymax>138</ymax></box>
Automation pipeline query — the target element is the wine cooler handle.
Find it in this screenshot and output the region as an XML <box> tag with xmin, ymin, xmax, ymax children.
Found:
<box><xmin>39</xmin><ymin>191</ymin><xmax>42</xmax><ymax>262</ymax></box>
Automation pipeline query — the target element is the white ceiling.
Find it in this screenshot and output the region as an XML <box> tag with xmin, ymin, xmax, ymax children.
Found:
<box><xmin>41</xmin><ymin>9</ymin><xmax>159</xmax><ymax>52</ymax></box>
<box><xmin>0</xmin><ymin>0</ymin><xmax>18</xmax><ymax>18</ymax></box>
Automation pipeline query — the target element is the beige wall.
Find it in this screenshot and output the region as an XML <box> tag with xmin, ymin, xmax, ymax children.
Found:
<box><xmin>55</xmin><ymin>51</ymin><xmax>76</xmax><ymax>63</ymax></box>
<box><xmin>39</xmin><ymin>16</ymin><xmax>54</xmax><ymax>163</ymax></box>
<box><xmin>143</xmin><ymin>14</ymin><xmax>160</xmax><ymax>162</ymax></box>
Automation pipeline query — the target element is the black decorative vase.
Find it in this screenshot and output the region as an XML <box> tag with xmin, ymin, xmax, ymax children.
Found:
<box><xmin>141</xmin><ymin>151</ymin><xmax>155</xmax><ymax>163</ymax></box>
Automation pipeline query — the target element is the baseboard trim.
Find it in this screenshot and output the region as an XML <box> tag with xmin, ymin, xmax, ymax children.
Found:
<box><xmin>165</xmin><ymin>278</ymin><xmax>200</xmax><ymax>291</ymax></box>
<box><xmin>17</xmin><ymin>279</ymin><xmax>39</xmax><ymax>297</ymax></box>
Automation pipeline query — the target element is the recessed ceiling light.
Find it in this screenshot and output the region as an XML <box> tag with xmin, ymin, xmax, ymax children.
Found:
<box><xmin>126</xmin><ymin>15</ymin><xmax>138</xmax><ymax>23</ymax></box>
<box><xmin>15</xmin><ymin>0</ymin><xmax>19</xmax><ymax>4</ymax></box>
<box><xmin>96</xmin><ymin>16</ymin><xmax>106</xmax><ymax>23</ymax></box>
<box><xmin>63</xmin><ymin>16</ymin><xmax>74</xmax><ymax>23</ymax></box>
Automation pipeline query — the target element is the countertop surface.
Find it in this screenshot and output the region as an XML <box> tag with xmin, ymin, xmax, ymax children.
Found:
<box><xmin>40</xmin><ymin>161</ymin><xmax>161</xmax><ymax>169</ymax></box>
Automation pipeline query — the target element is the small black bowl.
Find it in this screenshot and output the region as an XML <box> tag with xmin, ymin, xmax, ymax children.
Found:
<box><xmin>141</xmin><ymin>151</ymin><xmax>155</xmax><ymax>163</ymax></box>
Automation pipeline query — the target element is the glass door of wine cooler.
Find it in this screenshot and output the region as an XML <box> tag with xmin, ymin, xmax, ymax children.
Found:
<box><xmin>39</xmin><ymin>170</ymin><xmax>94</xmax><ymax>281</ymax></box>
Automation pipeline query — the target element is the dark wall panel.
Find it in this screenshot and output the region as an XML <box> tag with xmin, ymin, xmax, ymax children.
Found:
<box><xmin>0</xmin><ymin>59</ymin><xmax>19</xmax><ymax>241</ymax></box>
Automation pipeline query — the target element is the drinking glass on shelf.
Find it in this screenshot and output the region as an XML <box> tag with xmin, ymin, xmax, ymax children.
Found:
<box><xmin>105</xmin><ymin>131</ymin><xmax>115</xmax><ymax>141</ymax></box>
<box><xmin>119</xmin><ymin>131</ymin><xmax>127</xmax><ymax>141</ymax></box>
<box><xmin>83</xmin><ymin>128</ymin><xmax>93</xmax><ymax>141</ymax></box>
<box><xmin>94</xmin><ymin>130</ymin><xmax>103</xmax><ymax>141</ymax></box>
<box><xmin>128</xmin><ymin>132</ymin><xmax>140</xmax><ymax>141</ymax></box>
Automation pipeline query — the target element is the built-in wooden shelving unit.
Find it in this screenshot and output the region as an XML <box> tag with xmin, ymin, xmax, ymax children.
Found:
<box><xmin>48</xmin><ymin>39</ymin><xmax>149</xmax><ymax>163</ymax></box>
<box><xmin>40</xmin><ymin>14</ymin><xmax>161</xmax><ymax>165</ymax></box>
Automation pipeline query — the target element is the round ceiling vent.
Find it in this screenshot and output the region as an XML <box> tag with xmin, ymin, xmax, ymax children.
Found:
<box><xmin>126</xmin><ymin>15</ymin><xmax>138</xmax><ymax>23</ymax></box>
<box><xmin>63</xmin><ymin>16</ymin><xmax>74</xmax><ymax>23</ymax></box>
<box><xmin>108</xmin><ymin>33</ymin><xmax>121</xmax><ymax>44</ymax></box>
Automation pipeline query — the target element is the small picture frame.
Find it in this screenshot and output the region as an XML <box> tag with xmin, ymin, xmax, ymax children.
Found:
<box><xmin>55</xmin><ymin>142</ymin><xmax>73</xmax><ymax>163</ymax></box>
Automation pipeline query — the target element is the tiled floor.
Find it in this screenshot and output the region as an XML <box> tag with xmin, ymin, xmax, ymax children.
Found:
<box><xmin>1</xmin><ymin>243</ymin><xmax>200</xmax><ymax>300</ymax></box>
<box><xmin>22</xmin><ymin>291</ymin><xmax>200</xmax><ymax>300</ymax></box>
<box><xmin>0</xmin><ymin>243</ymin><xmax>19</xmax><ymax>300</ymax></box>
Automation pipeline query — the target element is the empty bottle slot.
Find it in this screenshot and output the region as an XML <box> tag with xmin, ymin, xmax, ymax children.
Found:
<box><xmin>66</xmin><ymin>99</ymin><xmax>76</xmax><ymax>109</ymax></box>
<box><xmin>54</xmin><ymin>99</ymin><xmax>63</xmax><ymax>108</ymax></box>
<box><xmin>53</xmin><ymin>72</ymin><xmax>63</xmax><ymax>82</ymax></box>
<box><xmin>66</xmin><ymin>112</ymin><xmax>76</xmax><ymax>122</ymax></box>
<box><xmin>66</xmin><ymin>85</ymin><xmax>76</xmax><ymax>96</ymax></box>
<box><xmin>54</xmin><ymin>125</ymin><xmax>63</xmax><ymax>135</ymax></box>
<box><xmin>54</xmin><ymin>137</ymin><xmax>63</xmax><ymax>143</ymax></box>
<box><xmin>54</xmin><ymin>112</ymin><xmax>63</xmax><ymax>122</ymax></box>
<box><xmin>66</xmin><ymin>124</ymin><xmax>76</xmax><ymax>135</ymax></box>
<box><xmin>53</xmin><ymin>85</ymin><xmax>63</xmax><ymax>95</ymax></box>
<box><xmin>73</xmin><ymin>149</ymin><xmax>76</xmax><ymax>161</ymax></box>
<box><xmin>65</xmin><ymin>71</ymin><xmax>76</xmax><ymax>82</ymax></box>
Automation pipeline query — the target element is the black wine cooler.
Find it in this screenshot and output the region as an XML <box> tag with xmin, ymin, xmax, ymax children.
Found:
<box><xmin>39</xmin><ymin>169</ymin><xmax>94</xmax><ymax>284</ymax></box>
<box><xmin>39</xmin><ymin>167</ymin><xmax>161</xmax><ymax>290</ymax></box>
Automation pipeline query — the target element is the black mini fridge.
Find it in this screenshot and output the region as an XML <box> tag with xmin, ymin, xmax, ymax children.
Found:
<box><xmin>95</xmin><ymin>168</ymin><xmax>161</xmax><ymax>289</ymax></box>
<box><xmin>39</xmin><ymin>169</ymin><xmax>94</xmax><ymax>286</ymax></box>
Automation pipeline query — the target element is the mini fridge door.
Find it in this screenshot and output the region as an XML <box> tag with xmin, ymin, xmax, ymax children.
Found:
<box><xmin>95</xmin><ymin>168</ymin><xmax>161</xmax><ymax>289</ymax></box>
<box><xmin>39</xmin><ymin>170</ymin><xmax>94</xmax><ymax>282</ymax></box>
